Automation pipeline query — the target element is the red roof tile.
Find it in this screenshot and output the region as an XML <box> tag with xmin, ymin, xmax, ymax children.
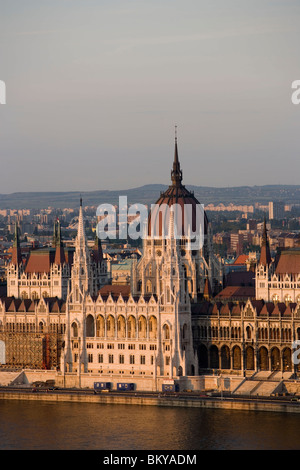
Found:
<box><xmin>275</xmin><ymin>251</ymin><xmax>300</xmax><ymax>275</ymax></box>
<box><xmin>233</xmin><ymin>254</ymin><xmax>249</xmax><ymax>265</ymax></box>
<box><xmin>214</xmin><ymin>286</ymin><xmax>255</xmax><ymax>300</ymax></box>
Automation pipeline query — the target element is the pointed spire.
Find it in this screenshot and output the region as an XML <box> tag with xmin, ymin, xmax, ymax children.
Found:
<box><xmin>171</xmin><ymin>125</ymin><xmax>183</xmax><ymax>187</ymax></box>
<box><xmin>203</xmin><ymin>277</ymin><xmax>212</xmax><ymax>300</ymax></box>
<box><xmin>12</xmin><ymin>220</ymin><xmax>22</xmax><ymax>265</ymax></box>
<box><xmin>52</xmin><ymin>219</ymin><xmax>58</xmax><ymax>247</ymax></box>
<box><xmin>56</xmin><ymin>219</ymin><xmax>62</xmax><ymax>246</ymax></box>
<box><xmin>77</xmin><ymin>197</ymin><xmax>86</xmax><ymax>242</ymax></box>
<box><xmin>71</xmin><ymin>198</ymin><xmax>91</xmax><ymax>299</ymax></box>
<box><xmin>91</xmin><ymin>230</ymin><xmax>103</xmax><ymax>263</ymax></box>
<box><xmin>13</xmin><ymin>220</ymin><xmax>20</xmax><ymax>247</ymax></box>
<box><xmin>54</xmin><ymin>219</ymin><xmax>66</xmax><ymax>265</ymax></box>
<box><xmin>259</xmin><ymin>217</ymin><xmax>271</xmax><ymax>266</ymax></box>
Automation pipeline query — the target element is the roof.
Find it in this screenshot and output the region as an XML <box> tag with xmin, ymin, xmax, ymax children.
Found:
<box><xmin>225</xmin><ymin>270</ymin><xmax>255</xmax><ymax>287</ymax></box>
<box><xmin>214</xmin><ymin>286</ymin><xmax>255</xmax><ymax>300</ymax></box>
<box><xmin>233</xmin><ymin>254</ymin><xmax>249</xmax><ymax>265</ymax></box>
<box><xmin>24</xmin><ymin>247</ymin><xmax>74</xmax><ymax>274</ymax></box>
<box><xmin>0</xmin><ymin>296</ymin><xmax>66</xmax><ymax>313</ymax></box>
<box><xmin>275</xmin><ymin>250</ymin><xmax>300</xmax><ymax>275</ymax></box>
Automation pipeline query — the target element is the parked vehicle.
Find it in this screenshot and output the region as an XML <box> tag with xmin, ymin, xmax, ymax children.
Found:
<box><xmin>94</xmin><ymin>382</ymin><xmax>112</xmax><ymax>393</ymax></box>
<box><xmin>162</xmin><ymin>383</ymin><xmax>179</xmax><ymax>392</ymax></box>
<box><xmin>117</xmin><ymin>383</ymin><xmax>135</xmax><ymax>391</ymax></box>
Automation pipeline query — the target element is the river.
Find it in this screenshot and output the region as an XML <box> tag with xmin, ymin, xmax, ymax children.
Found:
<box><xmin>0</xmin><ymin>399</ymin><xmax>300</xmax><ymax>450</ymax></box>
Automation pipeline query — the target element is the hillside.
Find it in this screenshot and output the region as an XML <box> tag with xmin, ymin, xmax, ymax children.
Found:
<box><xmin>0</xmin><ymin>184</ymin><xmax>300</xmax><ymax>210</ymax></box>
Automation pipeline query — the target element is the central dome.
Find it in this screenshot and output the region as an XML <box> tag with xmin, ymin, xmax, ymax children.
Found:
<box><xmin>148</xmin><ymin>138</ymin><xmax>208</xmax><ymax>239</ymax></box>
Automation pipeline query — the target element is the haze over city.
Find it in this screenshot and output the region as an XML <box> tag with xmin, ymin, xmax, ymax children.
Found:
<box><xmin>1</xmin><ymin>0</ymin><xmax>300</xmax><ymax>194</ymax></box>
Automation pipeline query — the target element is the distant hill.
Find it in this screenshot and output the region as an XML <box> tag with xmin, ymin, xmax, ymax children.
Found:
<box><xmin>1</xmin><ymin>184</ymin><xmax>300</xmax><ymax>210</ymax></box>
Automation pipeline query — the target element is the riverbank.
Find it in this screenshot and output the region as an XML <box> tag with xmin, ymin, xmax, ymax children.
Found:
<box><xmin>1</xmin><ymin>389</ymin><xmax>300</xmax><ymax>414</ymax></box>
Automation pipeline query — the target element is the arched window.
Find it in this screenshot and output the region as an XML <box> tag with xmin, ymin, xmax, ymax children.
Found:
<box><xmin>106</xmin><ymin>315</ymin><xmax>115</xmax><ymax>338</ymax></box>
<box><xmin>163</xmin><ymin>324</ymin><xmax>170</xmax><ymax>340</ymax></box>
<box><xmin>246</xmin><ymin>326</ymin><xmax>252</xmax><ymax>340</ymax></box>
<box><xmin>86</xmin><ymin>315</ymin><xmax>95</xmax><ymax>337</ymax></box>
<box><xmin>117</xmin><ymin>315</ymin><xmax>126</xmax><ymax>339</ymax></box>
<box><xmin>71</xmin><ymin>322</ymin><xmax>78</xmax><ymax>337</ymax></box>
<box><xmin>138</xmin><ymin>316</ymin><xmax>147</xmax><ymax>339</ymax></box>
<box><xmin>149</xmin><ymin>316</ymin><xmax>157</xmax><ymax>340</ymax></box>
<box><xmin>127</xmin><ymin>316</ymin><xmax>136</xmax><ymax>339</ymax></box>
<box><xmin>96</xmin><ymin>315</ymin><xmax>105</xmax><ymax>337</ymax></box>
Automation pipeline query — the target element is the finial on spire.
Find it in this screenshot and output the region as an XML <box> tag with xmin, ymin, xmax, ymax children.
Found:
<box><xmin>171</xmin><ymin>125</ymin><xmax>183</xmax><ymax>187</ymax></box>
<box><xmin>80</xmin><ymin>195</ymin><xmax>82</xmax><ymax>207</ymax></box>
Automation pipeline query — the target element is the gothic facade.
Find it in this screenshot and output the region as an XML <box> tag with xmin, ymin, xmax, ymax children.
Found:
<box><xmin>0</xmin><ymin>138</ymin><xmax>224</xmax><ymax>389</ymax></box>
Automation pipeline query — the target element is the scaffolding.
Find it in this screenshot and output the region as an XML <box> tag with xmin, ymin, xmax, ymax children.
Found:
<box><xmin>0</xmin><ymin>332</ymin><xmax>64</xmax><ymax>370</ymax></box>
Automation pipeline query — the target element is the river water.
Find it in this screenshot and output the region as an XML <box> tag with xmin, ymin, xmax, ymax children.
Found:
<box><xmin>0</xmin><ymin>400</ymin><xmax>299</xmax><ymax>450</ymax></box>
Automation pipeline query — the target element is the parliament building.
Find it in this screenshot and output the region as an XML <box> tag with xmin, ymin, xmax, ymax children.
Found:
<box><xmin>1</xmin><ymin>138</ymin><xmax>300</xmax><ymax>391</ymax></box>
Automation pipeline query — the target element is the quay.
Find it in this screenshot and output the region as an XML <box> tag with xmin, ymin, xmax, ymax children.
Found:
<box><xmin>1</xmin><ymin>388</ymin><xmax>300</xmax><ymax>414</ymax></box>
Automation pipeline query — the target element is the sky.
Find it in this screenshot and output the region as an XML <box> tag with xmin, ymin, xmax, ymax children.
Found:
<box><xmin>0</xmin><ymin>0</ymin><xmax>300</xmax><ymax>193</ymax></box>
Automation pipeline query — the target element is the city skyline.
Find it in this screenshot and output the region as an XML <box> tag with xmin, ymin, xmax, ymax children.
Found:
<box><xmin>0</xmin><ymin>1</ymin><xmax>300</xmax><ymax>193</ymax></box>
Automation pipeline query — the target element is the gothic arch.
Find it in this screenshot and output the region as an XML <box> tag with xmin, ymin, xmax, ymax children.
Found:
<box><xmin>246</xmin><ymin>346</ymin><xmax>254</xmax><ymax>370</ymax></box>
<box><xmin>221</xmin><ymin>345</ymin><xmax>230</xmax><ymax>369</ymax></box>
<box><xmin>106</xmin><ymin>315</ymin><xmax>115</xmax><ymax>338</ymax></box>
<box><xmin>86</xmin><ymin>314</ymin><xmax>95</xmax><ymax>337</ymax></box>
<box><xmin>127</xmin><ymin>315</ymin><xmax>136</xmax><ymax>339</ymax></box>
<box><xmin>282</xmin><ymin>347</ymin><xmax>292</xmax><ymax>372</ymax></box>
<box><xmin>163</xmin><ymin>323</ymin><xmax>170</xmax><ymax>340</ymax></box>
<box><xmin>271</xmin><ymin>347</ymin><xmax>280</xmax><ymax>371</ymax></box>
<box><xmin>198</xmin><ymin>344</ymin><xmax>208</xmax><ymax>370</ymax></box>
<box><xmin>209</xmin><ymin>345</ymin><xmax>219</xmax><ymax>369</ymax></box>
<box><xmin>232</xmin><ymin>345</ymin><xmax>241</xmax><ymax>370</ymax></box>
<box><xmin>71</xmin><ymin>321</ymin><xmax>78</xmax><ymax>338</ymax></box>
<box><xmin>149</xmin><ymin>315</ymin><xmax>157</xmax><ymax>340</ymax></box>
<box><xmin>96</xmin><ymin>314</ymin><xmax>105</xmax><ymax>337</ymax></box>
<box><xmin>138</xmin><ymin>315</ymin><xmax>147</xmax><ymax>339</ymax></box>
<box><xmin>117</xmin><ymin>315</ymin><xmax>126</xmax><ymax>339</ymax></box>
<box><xmin>258</xmin><ymin>346</ymin><xmax>269</xmax><ymax>371</ymax></box>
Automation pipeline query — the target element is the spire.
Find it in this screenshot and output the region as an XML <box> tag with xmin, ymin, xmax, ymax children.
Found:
<box><xmin>77</xmin><ymin>198</ymin><xmax>86</xmax><ymax>242</ymax></box>
<box><xmin>71</xmin><ymin>198</ymin><xmax>91</xmax><ymax>299</ymax></box>
<box><xmin>91</xmin><ymin>230</ymin><xmax>103</xmax><ymax>263</ymax></box>
<box><xmin>54</xmin><ymin>219</ymin><xmax>66</xmax><ymax>265</ymax></box>
<box><xmin>171</xmin><ymin>125</ymin><xmax>183</xmax><ymax>187</ymax></box>
<box><xmin>203</xmin><ymin>277</ymin><xmax>212</xmax><ymax>300</ymax></box>
<box><xmin>12</xmin><ymin>220</ymin><xmax>22</xmax><ymax>266</ymax></box>
<box><xmin>259</xmin><ymin>217</ymin><xmax>271</xmax><ymax>266</ymax></box>
<box><xmin>52</xmin><ymin>219</ymin><xmax>58</xmax><ymax>247</ymax></box>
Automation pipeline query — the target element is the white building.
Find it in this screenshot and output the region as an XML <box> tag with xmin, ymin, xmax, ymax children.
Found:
<box><xmin>1</xmin><ymin>138</ymin><xmax>223</xmax><ymax>390</ymax></box>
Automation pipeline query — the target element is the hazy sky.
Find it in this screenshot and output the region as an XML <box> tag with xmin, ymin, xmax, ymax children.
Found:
<box><xmin>0</xmin><ymin>0</ymin><xmax>300</xmax><ymax>193</ymax></box>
